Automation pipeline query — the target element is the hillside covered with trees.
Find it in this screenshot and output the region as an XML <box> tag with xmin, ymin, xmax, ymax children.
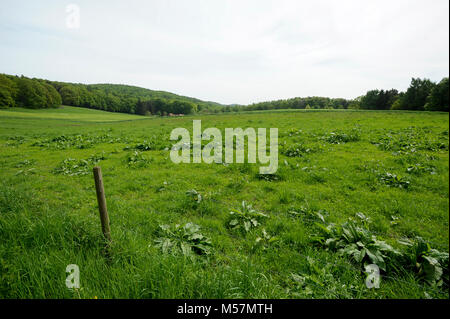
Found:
<box><xmin>0</xmin><ymin>74</ymin><xmax>61</xmax><ymax>109</ymax></box>
<box><xmin>1</xmin><ymin>73</ymin><xmax>448</xmax><ymax>114</ymax></box>
<box><xmin>0</xmin><ymin>74</ymin><xmax>224</xmax><ymax>115</ymax></box>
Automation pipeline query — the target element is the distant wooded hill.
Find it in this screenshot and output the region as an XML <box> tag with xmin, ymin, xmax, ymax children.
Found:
<box><xmin>0</xmin><ymin>74</ymin><xmax>224</xmax><ymax>115</ymax></box>
<box><xmin>1</xmin><ymin>73</ymin><xmax>448</xmax><ymax>114</ymax></box>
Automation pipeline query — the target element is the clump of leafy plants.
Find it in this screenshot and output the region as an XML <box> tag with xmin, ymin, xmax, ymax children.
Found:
<box><xmin>371</xmin><ymin>131</ymin><xmax>417</xmax><ymax>154</ymax></box>
<box><xmin>130</xmin><ymin>141</ymin><xmax>157</xmax><ymax>151</ymax></box>
<box><xmin>180</xmin><ymin>189</ymin><xmax>205</xmax><ymax>211</ymax></box>
<box><xmin>313</xmin><ymin>213</ymin><xmax>449</xmax><ymax>288</ymax></box>
<box><xmin>315</xmin><ymin>220</ymin><xmax>400</xmax><ymax>271</ymax></box>
<box><xmin>254</xmin><ymin>229</ymin><xmax>279</xmax><ymax>250</ymax></box>
<box><xmin>153</xmin><ymin>222</ymin><xmax>213</xmax><ymax>259</ymax></box>
<box><xmin>53</xmin><ymin>153</ymin><xmax>106</xmax><ymax>176</ymax></box>
<box><xmin>53</xmin><ymin>159</ymin><xmax>90</xmax><ymax>176</ymax></box>
<box><xmin>406</xmin><ymin>163</ymin><xmax>436</xmax><ymax>175</ymax></box>
<box><xmin>87</xmin><ymin>152</ymin><xmax>107</xmax><ymax>163</ymax></box>
<box><xmin>282</xmin><ymin>143</ymin><xmax>314</xmax><ymax>157</ymax></box>
<box><xmin>127</xmin><ymin>135</ymin><xmax>171</xmax><ymax>151</ymax></box>
<box><xmin>186</xmin><ymin>189</ymin><xmax>202</xmax><ymax>203</ymax></box>
<box><xmin>5</xmin><ymin>135</ymin><xmax>26</xmax><ymax>147</ymax></box>
<box><xmin>287</xmin><ymin>128</ymin><xmax>303</xmax><ymax>137</ymax></box>
<box><xmin>322</xmin><ymin>129</ymin><xmax>360</xmax><ymax>144</ymax></box>
<box><xmin>33</xmin><ymin>133</ymin><xmax>125</xmax><ymax>150</ymax></box>
<box><xmin>228</xmin><ymin>201</ymin><xmax>268</xmax><ymax>233</ymax></box>
<box><xmin>180</xmin><ymin>190</ymin><xmax>217</xmax><ymax>215</ymax></box>
<box><xmin>15</xmin><ymin>159</ymin><xmax>35</xmax><ymax>168</ymax></box>
<box><xmin>390</xmin><ymin>215</ymin><xmax>400</xmax><ymax>226</ymax></box>
<box><xmin>33</xmin><ymin>134</ymin><xmax>89</xmax><ymax>149</ymax></box>
<box><xmin>289</xmin><ymin>256</ymin><xmax>353</xmax><ymax>298</ymax></box>
<box><xmin>378</xmin><ymin>172</ymin><xmax>410</xmax><ymax>189</ymax></box>
<box><xmin>132</xmin><ymin>140</ymin><xmax>157</xmax><ymax>151</ymax></box>
<box><xmin>370</xmin><ymin>127</ymin><xmax>448</xmax><ymax>155</ymax></box>
<box><xmin>288</xmin><ymin>206</ymin><xmax>328</xmax><ymax>225</ymax></box>
<box><xmin>126</xmin><ymin>151</ymin><xmax>152</xmax><ymax>168</ymax></box>
<box><xmin>15</xmin><ymin>168</ymin><xmax>36</xmax><ymax>176</ymax></box>
<box><xmin>398</xmin><ymin>237</ymin><xmax>449</xmax><ymax>286</ymax></box>
<box><xmin>256</xmin><ymin>172</ymin><xmax>280</xmax><ymax>181</ymax></box>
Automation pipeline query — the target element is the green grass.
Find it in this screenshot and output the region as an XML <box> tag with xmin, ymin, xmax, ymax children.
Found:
<box><xmin>0</xmin><ymin>105</ymin><xmax>145</xmax><ymax>122</ymax></box>
<box><xmin>0</xmin><ymin>107</ymin><xmax>448</xmax><ymax>299</ymax></box>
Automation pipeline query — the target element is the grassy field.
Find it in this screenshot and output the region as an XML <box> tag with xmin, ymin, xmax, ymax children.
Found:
<box><xmin>0</xmin><ymin>106</ymin><xmax>144</xmax><ymax>122</ymax></box>
<box><xmin>0</xmin><ymin>106</ymin><xmax>448</xmax><ymax>299</ymax></box>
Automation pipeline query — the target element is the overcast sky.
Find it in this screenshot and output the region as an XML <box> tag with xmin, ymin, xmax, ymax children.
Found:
<box><xmin>0</xmin><ymin>0</ymin><xmax>448</xmax><ymax>105</ymax></box>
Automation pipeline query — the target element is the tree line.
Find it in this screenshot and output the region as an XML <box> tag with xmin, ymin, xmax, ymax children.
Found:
<box><xmin>1</xmin><ymin>73</ymin><xmax>448</xmax><ymax>113</ymax></box>
<box><xmin>0</xmin><ymin>74</ymin><xmax>61</xmax><ymax>109</ymax></box>
<box><xmin>0</xmin><ymin>74</ymin><xmax>214</xmax><ymax>114</ymax></box>
<box><xmin>357</xmin><ymin>77</ymin><xmax>449</xmax><ymax>112</ymax></box>
<box><xmin>231</xmin><ymin>77</ymin><xmax>448</xmax><ymax>112</ymax></box>
<box><xmin>232</xmin><ymin>96</ymin><xmax>351</xmax><ymax>112</ymax></box>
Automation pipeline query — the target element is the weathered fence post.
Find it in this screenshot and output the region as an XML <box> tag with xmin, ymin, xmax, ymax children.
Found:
<box><xmin>93</xmin><ymin>166</ymin><xmax>111</xmax><ymax>243</ymax></box>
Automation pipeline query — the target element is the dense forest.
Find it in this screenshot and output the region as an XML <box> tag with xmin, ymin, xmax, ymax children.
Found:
<box><xmin>1</xmin><ymin>73</ymin><xmax>448</xmax><ymax>114</ymax></box>
<box><xmin>0</xmin><ymin>74</ymin><xmax>61</xmax><ymax>109</ymax></box>
<box><xmin>236</xmin><ymin>77</ymin><xmax>448</xmax><ymax>112</ymax></box>
<box><xmin>358</xmin><ymin>77</ymin><xmax>449</xmax><ymax>112</ymax></box>
<box><xmin>0</xmin><ymin>74</ymin><xmax>223</xmax><ymax>115</ymax></box>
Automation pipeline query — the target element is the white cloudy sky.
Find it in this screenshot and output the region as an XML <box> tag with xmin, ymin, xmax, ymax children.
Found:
<box><xmin>0</xmin><ymin>0</ymin><xmax>448</xmax><ymax>104</ymax></box>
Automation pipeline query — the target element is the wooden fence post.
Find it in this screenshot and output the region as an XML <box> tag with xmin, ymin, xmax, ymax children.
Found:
<box><xmin>93</xmin><ymin>166</ymin><xmax>111</xmax><ymax>243</ymax></box>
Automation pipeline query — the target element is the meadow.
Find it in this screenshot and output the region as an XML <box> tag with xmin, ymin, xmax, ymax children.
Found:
<box><xmin>0</xmin><ymin>106</ymin><xmax>448</xmax><ymax>299</ymax></box>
